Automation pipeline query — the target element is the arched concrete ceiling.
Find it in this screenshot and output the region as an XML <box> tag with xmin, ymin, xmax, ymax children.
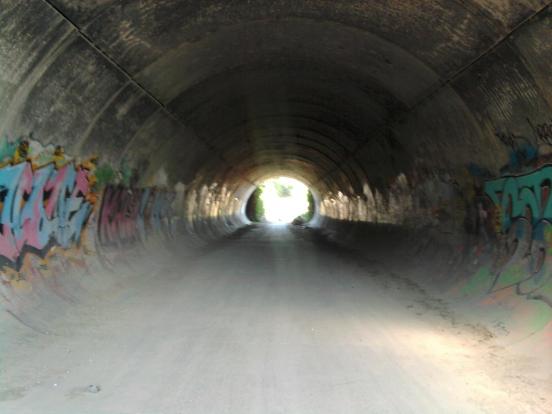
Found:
<box><xmin>2</xmin><ymin>0</ymin><xmax>550</xmax><ymax>200</ymax></box>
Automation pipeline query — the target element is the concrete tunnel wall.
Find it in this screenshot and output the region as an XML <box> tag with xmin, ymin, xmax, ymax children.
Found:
<box><xmin>0</xmin><ymin>0</ymin><xmax>551</xmax><ymax>348</ymax></box>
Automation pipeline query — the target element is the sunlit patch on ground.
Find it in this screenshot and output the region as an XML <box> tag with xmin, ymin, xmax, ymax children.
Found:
<box><xmin>259</xmin><ymin>177</ymin><xmax>310</xmax><ymax>223</ymax></box>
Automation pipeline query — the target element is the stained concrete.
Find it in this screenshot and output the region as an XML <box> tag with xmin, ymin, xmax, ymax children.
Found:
<box><xmin>1</xmin><ymin>1</ymin><xmax>550</xmax><ymax>195</ymax></box>
<box><xmin>1</xmin><ymin>2</ymin><xmax>552</xmax><ymax>413</ymax></box>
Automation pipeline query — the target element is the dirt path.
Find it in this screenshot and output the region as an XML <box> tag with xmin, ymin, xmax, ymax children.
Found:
<box><xmin>0</xmin><ymin>224</ymin><xmax>549</xmax><ymax>413</ymax></box>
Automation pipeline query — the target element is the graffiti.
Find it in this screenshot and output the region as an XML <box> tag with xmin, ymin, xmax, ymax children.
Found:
<box><xmin>495</xmin><ymin>122</ymin><xmax>552</xmax><ymax>174</ymax></box>
<box><xmin>93</xmin><ymin>159</ymin><xmax>141</xmax><ymax>188</ymax></box>
<box><xmin>477</xmin><ymin>164</ymin><xmax>552</xmax><ymax>308</ymax></box>
<box><xmin>535</xmin><ymin>122</ymin><xmax>552</xmax><ymax>145</ymax></box>
<box><xmin>0</xmin><ymin>161</ymin><xmax>93</xmax><ymax>268</ymax></box>
<box><xmin>495</xmin><ymin>131</ymin><xmax>527</xmax><ymax>149</ymax></box>
<box><xmin>98</xmin><ymin>186</ymin><xmax>141</xmax><ymax>245</ymax></box>
<box><xmin>0</xmin><ymin>135</ymin><xmax>20</xmax><ymax>163</ymax></box>
<box><xmin>95</xmin><ymin>163</ymin><xmax>116</xmax><ymax>187</ymax></box>
<box><xmin>0</xmin><ymin>134</ymin><xmax>77</xmax><ymax>170</ymax></box>
<box><xmin>496</xmin><ymin>121</ymin><xmax>552</xmax><ymax>149</ymax></box>
<box><xmin>467</xmin><ymin>162</ymin><xmax>491</xmax><ymax>178</ymax></box>
<box><xmin>496</xmin><ymin>138</ymin><xmax>538</xmax><ymax>173</ymax></box>
<box><xmin>98</xmin><ymin>185</ymin><xmax>175</xmax><ymax>246</ymax></box>
<box><xmin>494</xmin><ymin>126</ymin><xmax>552</xmax><ymax>173</ymax></box>
<box><xmin>484</xmin><ymin>164</ymin><xmax>552</xmax><ymax>233</ymax></box>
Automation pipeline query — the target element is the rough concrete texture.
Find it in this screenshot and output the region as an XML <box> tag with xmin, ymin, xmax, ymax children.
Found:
<box><xmin>0</xmin><ymin>0</ymin><xmax>551</xmax><ymax>413</ymax></box>
<box><xmin>2</xmin><ymin>225</ymin><xmax>550</xmax><ymax>414</ymax></box>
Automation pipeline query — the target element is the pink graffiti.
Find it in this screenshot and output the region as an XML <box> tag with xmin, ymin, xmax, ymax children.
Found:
<box><xmin>0</xmin><ymin>162</ymin><xmax>93</xmax><ymax>266</ymax></box>
<box><xmin>98</xmin><ymin>186</ymin><xmax>143</xmax><ymax>245</ymax></box>
<box><xmin>98</xmin><ymin>186</ymin><xmax>174</xmax><ymax>246</ymax></box>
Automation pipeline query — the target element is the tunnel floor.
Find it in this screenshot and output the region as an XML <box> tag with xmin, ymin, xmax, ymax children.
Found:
<box><xmin>1</xmin><ymin>225</ymin><xmax>547</xmax><ymax>414</ymax></box>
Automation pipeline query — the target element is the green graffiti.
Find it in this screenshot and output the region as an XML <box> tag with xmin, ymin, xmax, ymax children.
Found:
<box><xmin>95</xmin><ymin>164</ymin><xmax>116</xmax><ymax>187</ymax></box>
<box><xmin>492</xmin><ymin>264</ymin><xmax>528</xmax><ymax>291</ymax></box>
<box><xmin>462</xmin><ymin>266</ymin><xmax>493</xmax><ymax>296</ymax></box>
<box><xmin>0</xmin><ymin>135</ymin><xmax>20</xmax><ymax>163</ymax></box>
<box><xmin>119</xmin><ymin>158</ymin><xmax>132</xmax><ymax>187</ymax></box>
<box><xmin>484</xmin><ymin>164</ymin><xmax>552</xmax><ymax>232</ymax></box>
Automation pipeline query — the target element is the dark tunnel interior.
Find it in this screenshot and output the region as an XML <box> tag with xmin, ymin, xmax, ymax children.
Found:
<box><xmin>0</xmin><ymin>1</ymin><xmax>551</xmax><ymax>412</ymax></box>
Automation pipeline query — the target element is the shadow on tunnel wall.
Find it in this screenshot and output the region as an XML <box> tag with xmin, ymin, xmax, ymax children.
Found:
<box><xmin>312</xmin><ymin>156</ymin><xmax>552</xmax><ymax>351</ymax></box>
<box><xmin>0</xmin><ymin>143</ymin><xmax>243</xmax><ymax>330</ymax></box>
<box><xmin>0</xmin><ymin>0</ymin><xmax>551</xmax><ymax>354</ymax></box>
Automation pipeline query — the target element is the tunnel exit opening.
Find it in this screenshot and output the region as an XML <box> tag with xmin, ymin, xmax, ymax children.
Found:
<box><xmin>245</xmin><ymin>177</ymin><xmax>315</xmax><ymax>224</ymax></box>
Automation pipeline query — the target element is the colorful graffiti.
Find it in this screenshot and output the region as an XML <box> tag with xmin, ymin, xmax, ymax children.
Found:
<box><xmin>484</xmin><ymin>164</ymin><xmax>552</xmax><ymax>233</ymax></box>
<box><xmin>497</xmin><ymin>120</ymin><xmax>552</xmax><ymax>150</ymax></box>
<box><xmin>0</xmin><ymin>161</ymin><xmax>94</xmax><ymax>269</ymax></box>
<box><xmin>0</xmin><ymin>134</ymin><xmax>76</xmax><ymax>169</ymax></box>
<box><xmin>468</xmin><ymin>164</ymin><xmax>552</xmax><ymax>308</ymax></box>
<box><xmin>494</xmin><ymin>121</ymin><xmax>552</xmax><ymax>174</ymax></box>
<box><xmin>493</xmin><ymin>131</ymin><xmax>538</xmax><ymax>173</ymax></box>
<box><xmin>98</xmin><ymin>185</ymin><xmax>175</xmax><ymax>246</ymax></box>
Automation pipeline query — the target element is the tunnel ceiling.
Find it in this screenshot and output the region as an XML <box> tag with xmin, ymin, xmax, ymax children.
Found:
<box><xmin>5</xmin><ymin>0</ymin><xmax>549</xmax><ymax>193</ymax></box>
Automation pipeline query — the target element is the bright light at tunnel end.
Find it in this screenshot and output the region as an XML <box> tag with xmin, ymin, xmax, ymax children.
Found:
<box><xmin>260</xmin><ymin>177</ymin><xmax>310</xmax><ymax>223</ymax></box>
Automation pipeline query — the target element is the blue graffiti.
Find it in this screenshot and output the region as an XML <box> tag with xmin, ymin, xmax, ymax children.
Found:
<box><xmin>0</xmin><ymin>162</ymin><xmax>93</xmax><ymax>265</ymax></box>
<box><xmin>485</xmin><ymin>164</ymin><xmax>552</xmax><ymax>233</ymax></box>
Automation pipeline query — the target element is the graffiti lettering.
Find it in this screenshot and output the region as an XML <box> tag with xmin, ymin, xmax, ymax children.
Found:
<box><xmin>535</xmin><ymin>122</ymin><xmax>552</xmax><ymax>145</ymax></box>
<box><xmin>0</xmin><ymin>162</ymin><xmax>92</xmax><ymax>267</ymax></box>
<box><xmin>495</xmin><ymin>131</ymin><xmax>518</xmax><ymax>148</ymax></box>
<box><xmin>484</xmin><ymin>164</ymin><xmax>552</xmax><ymax>233</ymax></box>
<box><xmin>98</xmin><ymin>185</ymin><xmax>175</xmax><ymax>246</ymax></box>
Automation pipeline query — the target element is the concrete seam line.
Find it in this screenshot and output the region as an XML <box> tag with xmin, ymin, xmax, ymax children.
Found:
<box><xmin>311</xmin><ymin>1</ymin><xmax>552</xmax><ymax>188</ymax></box>
<box><xmin>415</xmin><ymin>1</ymin><xmax>552</xmax><ymax>108</ymax></box>
<box><xmin>39</xmin><ymin>0</ymin><xmax>256</xmax><ymax>188</ymax></box>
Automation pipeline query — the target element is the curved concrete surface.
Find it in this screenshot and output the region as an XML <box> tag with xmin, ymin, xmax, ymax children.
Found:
<box><xmin>0</xmin><ymin>1</ymin><xmax>551</xmax><ymax>413</ymax></box>
<box><xmin>1</xmin><ymin>225</ymin><xmax>548</xmax><ymax>413</ymax></box>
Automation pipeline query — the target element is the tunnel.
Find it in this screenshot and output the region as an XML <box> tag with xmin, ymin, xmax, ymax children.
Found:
<box><xmin>0</xmin><ymin>1</ymin><xmax>551</xmax><ymax>412</ymax></box>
